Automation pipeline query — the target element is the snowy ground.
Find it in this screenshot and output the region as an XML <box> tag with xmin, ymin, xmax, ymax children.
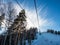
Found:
<box><xmin>31</xmin><ymin>33</ymin><xmax>60</xmax><ymax>45</ymax></box>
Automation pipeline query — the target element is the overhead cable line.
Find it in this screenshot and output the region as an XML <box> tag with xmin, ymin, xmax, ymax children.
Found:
<box><xmin>34</xmin><ymin>0</ymin><xmax>40</xmax><ymax>32</ymax></box>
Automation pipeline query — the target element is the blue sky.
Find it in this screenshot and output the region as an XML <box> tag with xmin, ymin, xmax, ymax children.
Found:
<box><xmin>47</xmin><ymin>0</ymin><xmax>60</xmax><ymax>31</ymax></box>
<box><xmin>0</xmin><ymin>0</ymin><xmax>60</xmax><ymax>34</ymax></box>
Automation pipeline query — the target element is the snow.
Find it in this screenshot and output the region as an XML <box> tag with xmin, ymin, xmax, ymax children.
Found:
<box><xmin>31</xmin><ymin>33</ymin><xmax>60</xmax><ymax>45</ymax></box>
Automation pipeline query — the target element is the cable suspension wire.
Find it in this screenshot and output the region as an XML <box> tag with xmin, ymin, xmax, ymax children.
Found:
<box><xmin>34</xmin><ymin>0</ymin><xmax>40</xmax><ymax>32</ymax></box>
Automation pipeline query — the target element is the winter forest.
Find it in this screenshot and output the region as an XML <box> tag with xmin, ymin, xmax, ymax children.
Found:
<box><xmin>0</xmin><ymin>0</ymin><xmax>60</xmax><ymax>45</ymax></box>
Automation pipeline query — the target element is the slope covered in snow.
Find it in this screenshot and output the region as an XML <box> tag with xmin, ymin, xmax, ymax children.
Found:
<box><xmin>32</xmin><ymin>33</ymin><xmax>60</xmax><ymax>45</ymax></box>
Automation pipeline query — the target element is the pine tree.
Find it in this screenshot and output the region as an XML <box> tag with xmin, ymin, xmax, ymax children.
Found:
<box><xmin>7</xmin><ymin>9</ymin><xmax>27</xmax><ymax>45</ymax></box>
<box><xmin>18</xmin><ymin>9</ymin><xmax>26</xmax><ymax>45</ymax></box>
